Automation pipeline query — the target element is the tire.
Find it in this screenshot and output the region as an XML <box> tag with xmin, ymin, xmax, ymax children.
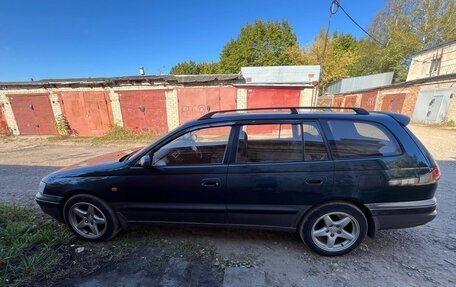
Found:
<box><xmin>299</xmin><ymin>202</ymin><xmax>367</xmax><ymax>256</ymax></box>
<box><xmin>63</xmin><ymin>194</ymin><xmax>120</xmax><ymax>242</ymax></box>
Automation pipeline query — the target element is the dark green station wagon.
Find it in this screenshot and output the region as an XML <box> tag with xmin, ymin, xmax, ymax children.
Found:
<box><xmin>36</xmin><ymin>107</ymin><xmax>439</xmax><ymax>256</ymax></box>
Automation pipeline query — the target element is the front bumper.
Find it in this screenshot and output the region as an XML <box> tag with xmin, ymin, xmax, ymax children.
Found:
<box><xmin>367</xmin><ymin>197</ymin><xmax>437</xmax><ymax>230</ymax></box>
<box><xmin>35</xmin><ymin>192</ymin><xmax>65</xmax><ymax>222</ymax></box>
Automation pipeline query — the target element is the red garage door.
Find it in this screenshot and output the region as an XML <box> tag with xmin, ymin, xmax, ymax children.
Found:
<box><xmin>360</xmin><ymin>92</ymin><xmax>377</xmax><ymax>111</ymax></box>
<box><xmin>333</xmin><ymin>96</ymin><xmax>344</xmax><ymax>108</ymax></box>
<box><xmin>0</xmin><ymin>104</ymin><xmax>9</xmax><ymax>134</ymax></box>
<box><xmin>118</xmin><ymin>90</ymin><xmax>168</xmax><ymax>134</ymax></box>
<box><xmin>8</xmin><ymin>94</ymin><xmax>57</xmax><ymax>135</ymax></box>
<box><xmin>247</xmin><ymin>87</ymin><xmax>300</xmax><ymax>108</ymax></box>
<box><xmin>344</xmin><ymin>95</ymin><xmax>357</xmax><ymax>107</ymax></box>
<box><xmin>177</xmin><ymin>87</ymin><xmax>237</xmax><ymax>124</ymax></box>
<box><xmin>56</xmin><ymin>91</ymin><xmax>113</xmax><ymax>136</ymax></box>
<box><xmin>381</xmin><ymin>93</ymin><xmax>406</xmax><ymax>113</ymax></box>
<box><xmin>317</xmin><ymin>97</ymin><xmax>333</xmax><ymax>107</ymax></box>
<box><xmin>247</xmin><ymin>87</ymin><xmax>300</xmax><ymax>134</ymax></box>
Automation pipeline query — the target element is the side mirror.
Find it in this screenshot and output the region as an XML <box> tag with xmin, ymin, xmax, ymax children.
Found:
<box><xmin>139</xmin><ymin>154</ymin><xmax>153</xmax><ymax>169</ymax></box>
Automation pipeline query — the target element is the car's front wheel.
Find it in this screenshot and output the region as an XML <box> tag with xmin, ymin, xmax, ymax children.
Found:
<box><xmin>63</xmin><ymin>194</ymin><xmax>119</xmax><ymax>242</ymax></box>
<box><xmin>300</xmin><ymin>203</ymin><xmax>367</xmax><ymax>256</ymax></box>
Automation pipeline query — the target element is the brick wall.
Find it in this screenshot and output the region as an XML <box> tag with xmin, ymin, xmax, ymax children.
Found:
<box><xmin>321</xmin><ymin>77</ymin><xmax>455</xmax><ymax>122</ymax></box>
<box><xmin>0</xmin><ymin>83</ymin><xmax>316</xmax><ymax>136</ymax></box>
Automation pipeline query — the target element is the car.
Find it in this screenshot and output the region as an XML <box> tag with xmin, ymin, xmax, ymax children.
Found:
<box><xmin>36</xmin><ymin>106</ymin><xmax>439</xmax><ymax>256</ymax></box>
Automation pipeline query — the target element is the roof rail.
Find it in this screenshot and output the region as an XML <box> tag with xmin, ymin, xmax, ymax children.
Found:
<box><xmin>198</xmin><ymin>106</ymin><xmax>369</xmax><ymax>120</ymax></box>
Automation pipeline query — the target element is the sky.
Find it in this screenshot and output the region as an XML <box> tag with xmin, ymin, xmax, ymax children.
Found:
<box><xmin>0</xmin><ymin>0</ymin><xmax>387</xmax><ymax>82</ymax></box>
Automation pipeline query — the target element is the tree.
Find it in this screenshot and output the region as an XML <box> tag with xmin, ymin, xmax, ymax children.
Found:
<box><xmin>218</xmin><ymin>20</ymin><xmax>299</xmax><ymax>73</ymax></box>
<box><xmin>169</xmin><ymin>61</ymin><xmax>220</xmax><ymax>75</ymax></box>
<box><xmin>353</xmin><ymin>0</ymin><xmax>456</xmax><ymax>82</ymax></box>
<box><xmin>198</xmin><ymin>62</ymin><xmax>220</xmax><ymax>74</ymax></box>
<box><xmin>170</xmin><ymin>19</ymin><xmax>300</xmax><ymax>74</ymax></box>
<box><xmin>169</xmin><ymin>61</ymin><xmax>200</xmax><ymax>75</ymax></box>
<box><xmin>288</xmin><ymin>30</ymin><xmax>358</xmax><ymax>88</ymax></box>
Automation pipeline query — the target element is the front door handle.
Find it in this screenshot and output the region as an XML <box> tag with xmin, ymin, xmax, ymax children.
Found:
<box><xmin>305</xmin><ymin>177</ymin><xmax>325</xmax><ymax>185</ymax></box>
<box><xmin>201</xmin><ymin>178</ymin><xmax>221</xmax><ymax>188</ymax></box>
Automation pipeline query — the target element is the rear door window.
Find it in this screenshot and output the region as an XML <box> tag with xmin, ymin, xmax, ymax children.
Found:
<box><xmin>326</xmin><ymin>120</ymin><xmax>401</xmax><ymax>158</ymax></box>
<box><xmin>303</xmin><ymin>122</ymin><xmax>329</xmax><ymax>161</ymax></box>
<box><xmin>236</xmin><ymin>124</ymin><xmax>302</xmax><ymax>163</ymax></box>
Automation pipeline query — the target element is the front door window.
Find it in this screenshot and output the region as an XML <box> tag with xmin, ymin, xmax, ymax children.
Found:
<box><xmin>152</xmin><ymin>126</ymin><xmax>231</xmax><ymax>166</ymax></box>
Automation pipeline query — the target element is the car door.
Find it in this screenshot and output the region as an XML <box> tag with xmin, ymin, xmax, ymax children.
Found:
<box><xmin>115</xmin><ymin>124</ymin><xmax>234</xmax><ymax>224</ymax></box>
<box><xmin>321</xmin><ymin>119</ymin><xmax>409</xmax><ymax>203</ymax></box>
<box><xmin>226</xmin><ymin>121</ymin><xmax>334</xmax><ymax>230</ymax></box>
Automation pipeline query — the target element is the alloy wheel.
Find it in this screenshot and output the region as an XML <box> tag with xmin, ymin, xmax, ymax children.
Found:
<box><xmin>68</xmin><ymin>202</ymin><xmax>107</xmax><ymax>239</ymax></box>
<box><xmin>311</xmin><ymin>212</ymin><xmax>360</xmax><ymax>252</ymax></box>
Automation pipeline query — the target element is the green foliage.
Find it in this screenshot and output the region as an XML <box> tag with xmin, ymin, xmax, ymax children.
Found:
<box><xmin>218</xmin><ymin>20</ymin><xmax>299</xmax><ymax>73</ymax></box>
<box><xmin>170</xmin><ymin>1</ymin><xmax>455</xmax><ymax>87</ymax></box>
<box><xmin>443</xmin><ymin>119</ymin><xmax>455</xmax><ymax>127</ymax></box>
<box><xmin>170</xmin><ymin>19</ymin><xmax>299</xmax><ymax>74</ymax></box>
<box><xmin>214</xmin><ymin>256</ymin><xmax>258</xmax><ymax>270</ymax></box>
<box><xmin>47</xmin><ymin>126</ymin><xmax>162</xmax><ymax>145</ymax></box>
<box><xmin>0</xmin><ymin>204</ymin><xmax>72</xmax><ymax>286</ymax></box>
<box><xmin>91</xmin><ymin>126</ymin><xmax>161</xmax><ymax>144</ymax></box>
<box><xmin>198</xmin><ymin>62</ymin><xmax>220</xmax><ymax>74</ymax></box>
<box><xmin>170</xmin><ymin>61</ymin><xmax>200</xmax><ymax>75</ymax></box>
<box><xmin>55</xmin><ymin>115</ymin><xmax>71</xmax><ymax>136</ymax></box>
<box><xmin>170</xmin><ymin>61</ymin><xmax>220</xmax><ymax>75</ymax></box>
<box><xmin>353</xmin><ymin>0</ymin><xmax>456</xmax><ymax>82</ymax></box>
<box><xmin>288</xmin><ymin>30</ymin><xmax>358</xmax><ymax>88</ymax></box>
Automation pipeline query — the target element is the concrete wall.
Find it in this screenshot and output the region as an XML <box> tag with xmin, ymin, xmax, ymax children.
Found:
<box><xmin>0</xmin><ymin>84</ymin><xmax>316</xmax><ymax>136</ymax></box>
<box><xmin>407</xmin><ymin>42</ymin><xmax>456</xmax><ymax>81</ymax></box>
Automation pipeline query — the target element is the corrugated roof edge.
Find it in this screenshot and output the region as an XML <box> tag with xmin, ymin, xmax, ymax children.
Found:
<box><xmin>0</xmin><ymin>74</ymin><xmax>241</xmax><ymax>89</ymax></box>
<box><xmin>410</xmin><ymin>40</ymin><xmax>456</xmax><ymax>57</ymax></box>
<box><xmin>234</xmin><ymin>83</ymin><xmax>315</xmax><ymax>87</ymax></box>
<box><xmin>326</xmin><ymin>72</ymin><xmax>456</xmax><ymax>96</ymax></box>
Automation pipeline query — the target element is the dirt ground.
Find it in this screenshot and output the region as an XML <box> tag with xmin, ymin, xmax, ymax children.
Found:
<box><xmin>0</xmin><ymin>125</ymin><xmax>455</xmax><ymax>286</ymax></box>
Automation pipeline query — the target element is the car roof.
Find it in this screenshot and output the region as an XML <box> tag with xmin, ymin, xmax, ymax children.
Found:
<box><xmin>181</xmin><ymin>110</ymin><xmax>406</xmax><ymax>128</ymax></box>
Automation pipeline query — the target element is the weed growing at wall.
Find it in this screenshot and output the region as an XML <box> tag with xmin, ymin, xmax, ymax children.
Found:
<box><xmin>55</xmin><ymin>115</ymin><xmax>71</xmax><ymax>136</ymax></box>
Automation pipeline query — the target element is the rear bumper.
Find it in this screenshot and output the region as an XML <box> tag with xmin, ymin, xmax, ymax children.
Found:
<box><xmin>366</xmin><ymin>197</ymin><xmax>437</xmax><ymax>230</ymax></box>
<box><xmin>35</xmin><ymin>192</ymin><xmax>65</xmax><ymax>223</ymax></box>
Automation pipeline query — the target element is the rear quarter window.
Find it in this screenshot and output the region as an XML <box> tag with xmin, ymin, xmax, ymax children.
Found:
<box><xmin>326</xmin><ymin>120</ymin><xmax>402</xmax><ymax>158</ymax></box>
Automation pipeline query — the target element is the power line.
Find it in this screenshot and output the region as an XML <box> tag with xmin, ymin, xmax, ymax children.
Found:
<box><xmin>321</xmin><ymin>1</ymin><xmax>338</xmax><ymax>66</ymax></box>
<box><xmin>332</xmin><ymin>0</ymin><xmax>385</xmax><ymax>46</ymax></box>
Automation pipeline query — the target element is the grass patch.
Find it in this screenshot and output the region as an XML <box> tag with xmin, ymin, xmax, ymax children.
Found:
<box><xmin>0</xmin><ymin>204</ymin><xmax>72</xmax><ymax>287</ymax></box>
<box><xmin>0</xmin><ymin>206</ymin><xmax>168</xmax><ymax>286</ymax></box>
<box><xmin>91</xmin><ymin>126</ymin><xmax>160</xmax><ymax>144</ymax></box>
<box><xmin>108</xmin><ymin>226</ymin><xmax>166</xmax><ymax>256</ymax></box>
<box><xmin>0</xmin><ymin>205</ymin><xmax>221</xmax><ymax>286</ymax></box>
<box><xmin>173</xmin><ymin>240</ymin><xmax>216</xmax><ymax>260</ymax></box>
<box><xmin>443</xmin><ymin>120</ymin><xmax>455</xmax><ymax>127</ymax></box>
<box><xmin>47</xmin><ymin>126</ymin><xmax>162</xmax><ymax>145</ymax></box>
<box><xmin>214</xmin><ymin>255</ymin><xmax>258</xmax><ymax>270</ymax></box>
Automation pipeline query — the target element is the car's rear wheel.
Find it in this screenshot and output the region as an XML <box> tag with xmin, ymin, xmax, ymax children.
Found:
<box><xmin>63</xmin><ymin>194</ymin><xmax>119</xmax><ymax>242</ymax></box>
<box><xmin>300</xmin><ymin>203</ymin><xmax>367</xmax><ymax>256</ymax></box>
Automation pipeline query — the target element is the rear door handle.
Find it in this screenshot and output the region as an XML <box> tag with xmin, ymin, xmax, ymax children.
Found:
<box><xmin>305</xmin><ymin>177</ymin><xmax>325</xmax><ymax>185</ymax></box>
<box><xmin>201</xmin><ymin>178</ymin><xmax>221</xmax><ymax>188</ymax></box>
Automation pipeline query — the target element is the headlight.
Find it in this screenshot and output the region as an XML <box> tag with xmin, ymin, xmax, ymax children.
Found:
<box><xmin>38</xmin><ymin>181</ymin><xmax>46</xmax><ymax>194</ymax></box>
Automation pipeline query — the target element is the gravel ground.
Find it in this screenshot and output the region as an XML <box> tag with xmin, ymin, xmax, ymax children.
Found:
<box><xmin>0</xmin><ymin>125</ymin><xmax>455</xmax><ymax>286</ymax></box>
<box><xmin>0</xmin><ymin>137</ymin><xmax>139</xmax><ymax>205</ymax></box>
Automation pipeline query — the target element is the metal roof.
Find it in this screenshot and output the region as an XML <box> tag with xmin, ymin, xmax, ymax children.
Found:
<box><xmin>325</xmin><ymin>72</ymin><xmax>394</xmax><ymax>95</ymax></box>
<box><xmin>410</xmin><ymin>40</ymin><xmax>456</xmax><ymax>57</ymax></box>
<box><xmin>0</xmin><ymin>74</ymin><xmax>242</xmax><ymax>89</ymax></box>
<box><xmin>0</xmin><ymin>66</ymin><xmax>323</xmax><ymax>89</ymax></box>
<box><xmin>328</xmin><ymin>72</ymin><xmax>456</xmax><ymax>96</ymax></box>
<box><xmin>241</xmin><ymin>65</ymin><xmax>321</xmax><ymax>84</ymax></box>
